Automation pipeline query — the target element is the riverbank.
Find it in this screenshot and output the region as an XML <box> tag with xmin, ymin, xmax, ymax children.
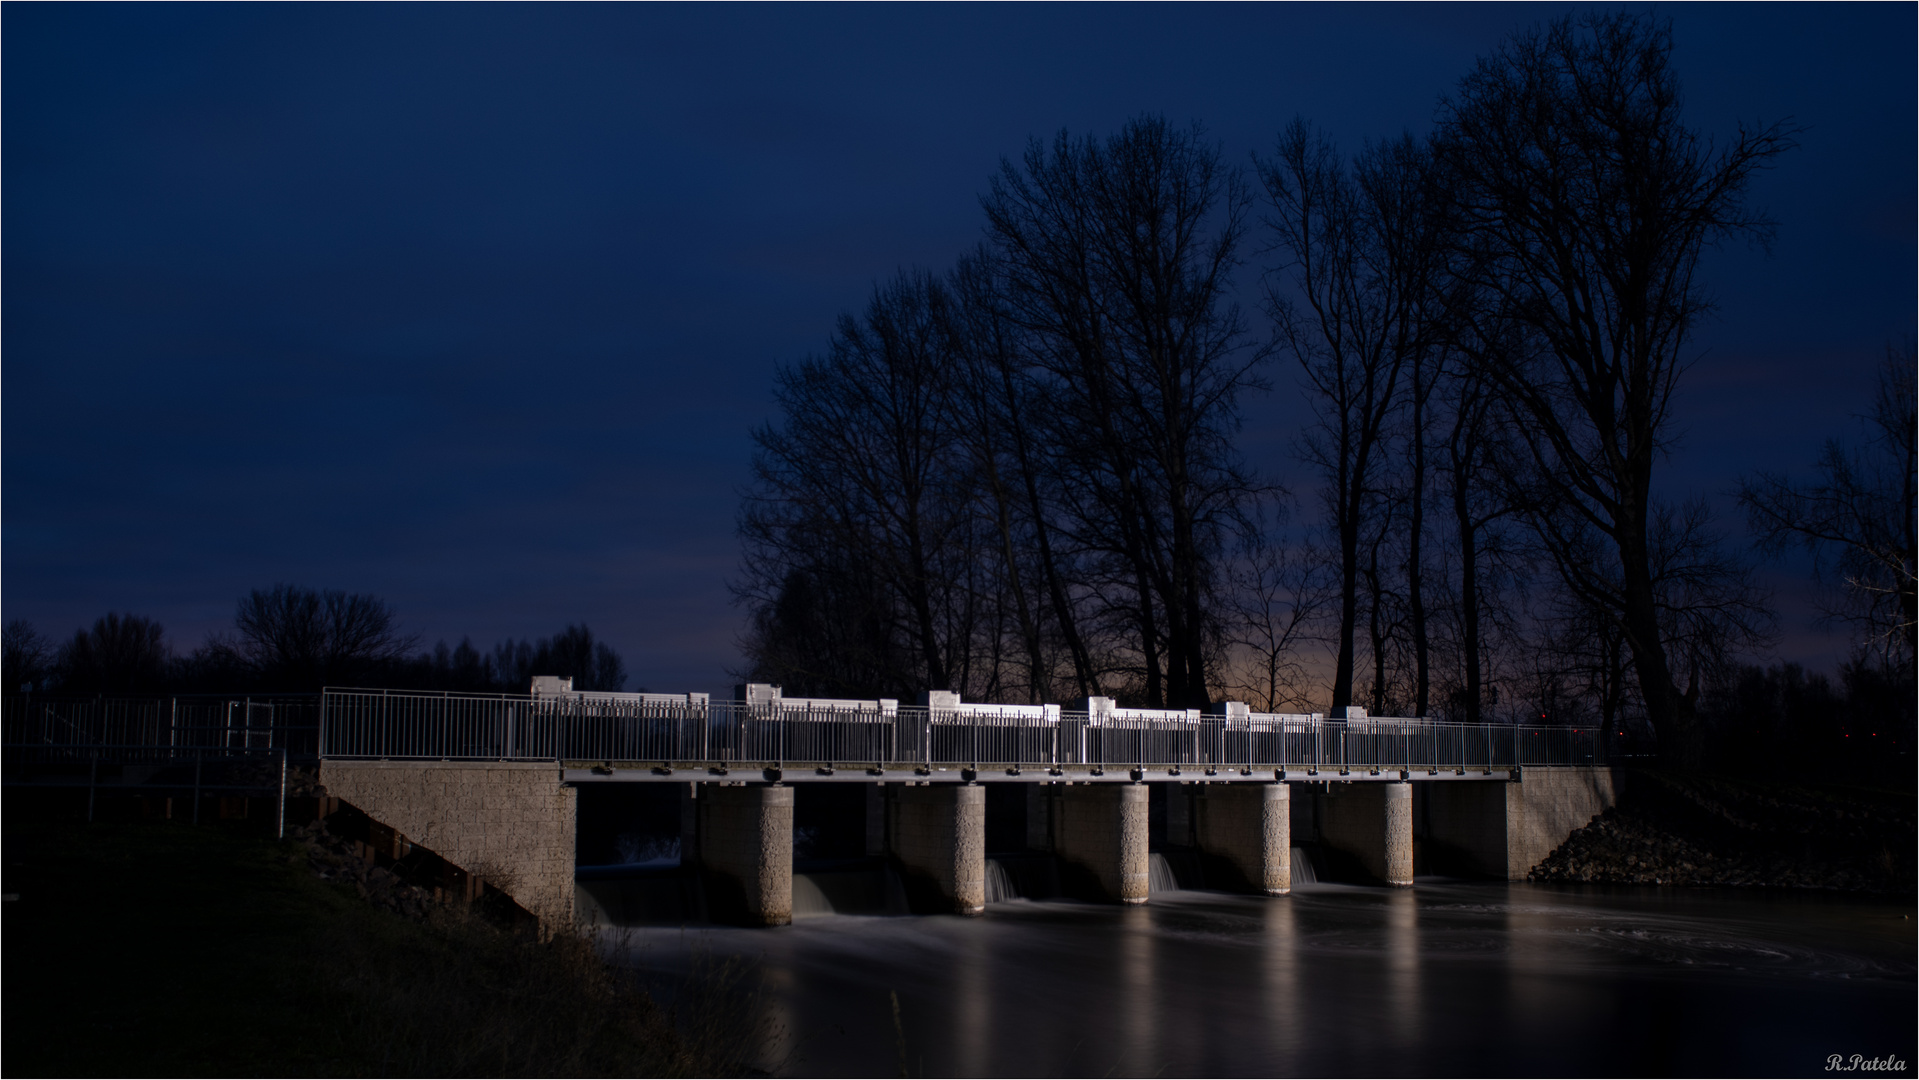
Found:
<box><xmin>2</xmin><ymin>820</ymin><xmax>753</xmax><ymax>1077</ymax></box>
<box><xmin>1529</xmin><ymin>769</ymin><xmax>1917</xmax><ymax>894</ymax></box>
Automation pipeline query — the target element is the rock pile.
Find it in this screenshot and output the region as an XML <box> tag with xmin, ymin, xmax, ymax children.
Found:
<box><xmin>291</xmin><ymin>816</ymin><xmax>444</xmax><ymax>921</ymax></box>
<box><xmin>1529</xmin><ymin>770</ymin><xmax>1915</xmax><ymax>894</ymax></box>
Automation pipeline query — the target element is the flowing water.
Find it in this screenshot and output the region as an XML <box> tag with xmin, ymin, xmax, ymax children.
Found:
<box><xmin>594</xmin><ymin>866</ymin><xmax>1916</xmax><ymax>1078</ymax></box>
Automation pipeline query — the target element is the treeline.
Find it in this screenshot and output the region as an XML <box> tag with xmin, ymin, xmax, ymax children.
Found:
<box><xmin>1</xmin><ymin>583</ymin><xmax>630</xmax><ymax>697</ymax></box>
<box><xmin>736</xmin><ymin>13</ymin><xmax>1915</xmax><ymax>773</ymax></box>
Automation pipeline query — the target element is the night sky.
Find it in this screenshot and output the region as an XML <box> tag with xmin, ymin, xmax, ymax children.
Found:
<box><xmin>5</xmin><ymin>4</ymin><xmax>1912</xmax><ymax>696</ymax></box>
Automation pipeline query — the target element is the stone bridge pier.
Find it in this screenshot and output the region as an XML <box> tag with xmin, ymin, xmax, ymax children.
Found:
<box><xmin>1052</xmin><ymin>783</ymin><xmax>1151</xmax><ymax>903</ymax></box>
<box><xmin>1194</xmin><ymin>782</ymin><xmax>1291</xmax><ymax>894</ymax></box>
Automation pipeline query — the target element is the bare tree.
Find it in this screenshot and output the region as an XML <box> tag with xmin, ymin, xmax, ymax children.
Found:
<box><xmin>739</xmin><ymin>271</ymin><xmax>981</xmax><ymax>698</ymax></box>
<box><xmin>1434</xmin><ymin>12</ymin><xmax>1796</xmax><ymax>763</ymax></box>
<box><xmin>983</xmin><ymin>115</ymin><xmax>1264</xmax><ymax>708</ymax></box>
<box><xmin>233</xmin><ymin>584</ymin><xmax>417</xmax><ymax>690</ymax></box>
<box><xmin>1259</xmin><ymin>124</ymin><xmax>1448</xmax><ymax>716</ymax></box>
<box><xmin>1220</xmin><ymin>522</ymin><xmax>1335</xmax><ymax>713</ymax></box>
<box><xmin>949</xmin><ymin>251</ymin><xmax>1094</xmax><ymax>702</ymax></box>
<box><xmin>4</xmin><ymin>620</ymin><xmax>55</xmax><ymax>693</ymax></box>
<box><xmin>1741</xmin><ymin>343</ymin><xmax>1917</xmax><ymax>667</ymax></box>
<box><xmin>56</xmin><ymin>613</ymin><xmax>171</xmax><ymax>694</ymax></box>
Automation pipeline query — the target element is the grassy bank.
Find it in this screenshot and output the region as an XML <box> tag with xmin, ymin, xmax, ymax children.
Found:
<box><xmin>2</xmin><ymin>820</ymin><xmax>752</xmax><ymax>1077</ymax></box>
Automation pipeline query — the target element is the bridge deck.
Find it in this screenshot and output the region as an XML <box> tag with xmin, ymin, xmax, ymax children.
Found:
<box><xmin>559</xmin><ymin>761</ymin><xmax>1520</xmax><ymax>783</ymax></box>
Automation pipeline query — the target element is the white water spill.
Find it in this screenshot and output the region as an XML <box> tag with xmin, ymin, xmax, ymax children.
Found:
<box><xmin>610</xmin><ymin>882</ymin><xmax>1917</xmax><ymax>1078</ymax></box>
<box><xmin>1290</xmin><ymin>846</ymin><xmax>1318</xmax><ymax>885</ymax></box>
<box><xmin>791</xmin><ymin>863</ymin><xmax>911</xmax><ymax>918</ymax></box>
<box><xmin>984</xmin><ymin>859</ymin><xmax>1018</xmax><ymax>902</ymax></box>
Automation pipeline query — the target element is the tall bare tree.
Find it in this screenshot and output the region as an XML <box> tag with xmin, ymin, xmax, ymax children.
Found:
<box><xmin>1260</xmin><ymin>124</ymin><xmax>1448</xmax><ymax>715</ymax></box>
<box><xmin>1434</xmin><ymin>12</ymin><xmax>1795</xmax><ymax>762</ymax></box>
<box><xmin>983</xmin><ymin>116</ymin><xmax>1263</xmax><ymax>708</ymax></box>
<box><xmin>739</xmin><ymin>271</ymin><xmax>981</xmax><ymax>697</ymax></box>
<box><xmin>1741</xmin><ymin>343</ymin><xmax>1917</xmax><ymax>667</ymax></box>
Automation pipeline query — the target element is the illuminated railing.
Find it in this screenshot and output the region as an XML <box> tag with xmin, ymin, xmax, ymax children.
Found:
<box><xmin>318</xmin><ymin>688</ymin><xmax>1603</xmax><ymax>770</ymax></box>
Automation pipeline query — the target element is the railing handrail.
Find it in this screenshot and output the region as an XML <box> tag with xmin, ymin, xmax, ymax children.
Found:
<box><xmin>313</xmin><ymin>687</ymin><xmax>1606</xmax><ymax>769</ymax></box>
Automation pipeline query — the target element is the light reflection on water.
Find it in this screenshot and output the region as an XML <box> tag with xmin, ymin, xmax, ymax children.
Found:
<box><xmin>609</xmin><ymin>881</ymin><xmax>1916</xmax><ymax>1078</ymax></box>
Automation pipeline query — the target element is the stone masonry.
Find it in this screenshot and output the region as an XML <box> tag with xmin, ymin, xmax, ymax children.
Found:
<box><xmin>696</xmin><ymin>783</ymin><xmax>794</xmax><ymax>926</ymax></box>
<box><xmin>1424</xmin><ymin>767</ymin><xmax>1617</xmax><ymax>879</ymax></box>
<box><xmin>888</xmin><ymin>783</ymin><xmax>986</xmax><ymax>915</ymax></box>
<box><xmin>319</xmin><ymin>760</ymin><xmax>576</xmax><ymax>928</ymax></box>
<box><xmin>1054</xmin><ymin>783</ymin><xmax>1150</xmax><ymax>903</ymax></box>
<box><xmin>1319</xmin><ymin>781</ymin><xmax>1413</xmax><ymax>886</ymax></box>
<box><xmin>1195</xmin><ymin>782</ymin><xmax>1291</xmax><ymax>895</ymax></box>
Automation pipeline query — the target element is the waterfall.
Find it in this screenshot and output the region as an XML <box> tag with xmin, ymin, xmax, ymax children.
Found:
<box><xmin>1290</xmin><ymin>846</ymin><xmax>1319</xmax><ymax>886</ymax></box>
<box><xmin>791</xmin><ymin>873</ymin><xmax>836</xmax><ymax>917</ymax></box>
<box><xmin>1148</xmin><ymin>853</ymin><xmax>1183</xmax><ymax>894</ymax></box>
<box><xmin>985</xmin><ymin>858</ymin><xmax>1019</xmax><ymax>902</ymax></box>
<box><xmin>792</xmin><ymin>862</ymin><xmax>912</xmax><ymax>918</ymax></box>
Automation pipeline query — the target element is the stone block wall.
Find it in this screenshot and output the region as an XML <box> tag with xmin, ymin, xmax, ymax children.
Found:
<box><xmin>697</xmin><ymin>783</ymin><xmax>794</xmax><ymax>926</ymax></box>
<box><xmin>320</xmin><ymin>761</ymin><xmax>576</xmax><ymax>928</ymax></box>
<box><xmin>888</xmin><ymin>784</ymin><xmax>985</xmax><ymax>915</ymax></box>
<box><xmin>1319</xmin><ymin>781</ymin><xmax>1413</xmax><ymax>886</ymax></box>
<box><xmin>1421</xmin><ymin>779</ymin><xmax>1511</xmax><ymax>877</ymax></box>
<box><xmin>1504</xmin><ymin>767</ymin><xmax>1617</xmax><ymax>878</ymax></box>
<box><xmin>1422</xmin><ymin>767</ymin><xmax>1618</xmax><ymax>879</ymax></box>
<box><xmin>1195</xmin><ymin>783</ymin><xmax>1291</xmax><ymax>894</ymax></box>
<box><xmin>1054</xmin><ymin>784</ymin><xmax>1149</xmax><ymax>903</ymax></box>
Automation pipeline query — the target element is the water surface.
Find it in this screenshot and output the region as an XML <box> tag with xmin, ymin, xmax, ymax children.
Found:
<box><xmin>607</xmin><ymin>878</ymin><xmax>1916</xmax><ymax>1078</ymax></box>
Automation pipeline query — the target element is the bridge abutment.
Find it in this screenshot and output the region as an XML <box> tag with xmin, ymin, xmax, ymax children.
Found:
<box><xmin>318</xmin><ymin>760</ymin><xmax>577</xmax><ymax>928</ymax></box>
<box><xmin>887</xmin><ymin>783</ymin><xmax>986</xmax><ymax>915</ymax></box>
<box><xmin>1320</xmin><ymin>781</ymin><xmax>1413</xmax><ymax>886</ymax></box>
<box><xmin>1195</xmin><ymin>782</ymin><xmax>1291</xmax><ymax>895</ymax></box>
<box><xmin>696</xmin><ymin>783</ymin><xmax>794</xmax><ymax>926</ymax></box>
<box><xmin>1054</xmin><ymin>783</ymin><xmax>1150</xmax><ymax>903</ymax></box>
<box><xmin>1423</xmin><ymin>767</ymin><xmax>1616</xmax><ymax>878</ymax></box>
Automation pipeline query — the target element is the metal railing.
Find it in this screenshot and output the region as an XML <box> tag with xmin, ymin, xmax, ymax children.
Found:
<box><xmin>3</xmin><ymin>694</ymin><xmax>321</xmax><ymax>759</ymax></box>
<box><xmin>319</xmin><ymin>688</ymin><xmax>1604</xmax><ymax>770</ymax></box>
<box><xmin>3</xmin><ymin>743</ymin><xmax>292</xmax><ymax>834</ymax></box>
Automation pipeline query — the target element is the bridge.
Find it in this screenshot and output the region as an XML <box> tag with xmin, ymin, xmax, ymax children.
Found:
<box><xmin>311</xmin><ymin>681</ymin><xmax>1618</xmax><ymax>928</ymax></box>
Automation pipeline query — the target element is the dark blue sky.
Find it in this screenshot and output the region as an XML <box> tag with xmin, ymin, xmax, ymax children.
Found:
<box><xmin>5</xmin><ymin>4</ymin><xmax>1912</xmax><ymax>695</ymax></box>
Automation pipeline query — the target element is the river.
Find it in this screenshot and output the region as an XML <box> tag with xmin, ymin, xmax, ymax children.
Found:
<box><xmin>593</xmin><ymin>866</ymin><xmax>1916</xmax><ymax>1077</ymax></box>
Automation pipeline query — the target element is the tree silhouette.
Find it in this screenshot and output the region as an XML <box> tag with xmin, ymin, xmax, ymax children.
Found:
<box><xmin>232</xmin><ymin>584</ymin><xmax>417</xmax><ymax>690</ymax></box>
<box><xmin>56</xmin><ymin>613</ymin><xmax>170</xmax><ymax>695</ymax></box>
<box><xmin>1434</xmin><ymin>12</ymin><xmax>1796</xmax><ymax>762</ymax></box>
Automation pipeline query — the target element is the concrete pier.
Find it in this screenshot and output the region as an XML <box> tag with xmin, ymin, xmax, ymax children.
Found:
<box><xmin>698</xmin><ymin>783</ymin><xmax>794</xmax><ymax>926</ymax></box>
<box><xmin>1319</xmin><ymin>781</ymin><xmax>1413</xmax><ymax>886</ymax></box>
<box><xmin>1055</xmin><ymin>783</ymin><xmax>1150</xmax><ymax>903</ymax></box>
<box><xmin>888</xmin><ymin>783</ymin><xmax>986</xmax><ymax>915</ymax></box>
<box><xmin>1195</xmin><ymin>782</ymin><xmax>1291</xmax><ymax>895</ymax></box>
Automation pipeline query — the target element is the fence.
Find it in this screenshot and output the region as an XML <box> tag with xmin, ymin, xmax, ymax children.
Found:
<box><xmin>318</xmin><ymin>688</ymin><xmax>1604</xmax><ymax>770</ymax></box>
<box><xmin>3</xmin><ymin>694</ymin><xmax>321</xmax><ymax>759</ymax></box>
<box><xmin>3</xmin><ymin>743</ymin><xmax>292</xmax><ymax>835</ymax></box>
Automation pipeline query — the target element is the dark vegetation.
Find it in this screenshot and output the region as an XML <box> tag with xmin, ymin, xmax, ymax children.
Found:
<box><xmin>1</xmin><ymin>816</ymin><xmax>760</xmax><ymax>1077</ymax></box>
<box><xmin>1530</xmin><ymin>770</ymin><xmax>1916</xmax><ymax>896</ymax></box>
<box><xmin>731</xmin><ymin>12</ymin><xmax>1912</xmax><ymax>780</ymax></box>
<box><xmin>3</xmin><ymin>585</ymin><xmax>630</xmax><ymax>696</ymax></box>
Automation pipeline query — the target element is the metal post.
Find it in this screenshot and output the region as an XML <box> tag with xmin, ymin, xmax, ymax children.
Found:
<box><xmin>87</xmin><ymin>751</ymin><xmax>97</xmax><ymax>823</ymax></box>
<box><xmin>193</xmin><ymin>756</ymin><xmax>202</xmax><ymax>824</ymax></box>
<box><xmin>277</xmin><ymin>748</ymin><xmax>287</xmax><ymax>840</ymax></box>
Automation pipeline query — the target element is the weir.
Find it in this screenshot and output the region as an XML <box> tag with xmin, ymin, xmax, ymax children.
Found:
<box><xmin>316</xmin><ymin>681</ymin><xmax>1618</xmax><ymax>928</ymax></box>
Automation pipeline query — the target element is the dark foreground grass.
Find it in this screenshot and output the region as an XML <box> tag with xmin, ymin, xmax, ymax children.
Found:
<box><xmin>3</xmin><ymin>820</ymin><xmax>756</xmax><ymax>1077</ymax></box>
